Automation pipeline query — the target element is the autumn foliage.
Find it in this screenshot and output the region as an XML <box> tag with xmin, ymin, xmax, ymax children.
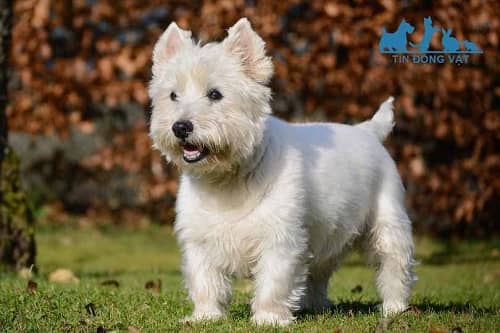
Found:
<box><xmin>7</xmin><ymin>1</ymin><xmax>499</xmax><ymax>236</ymax></box>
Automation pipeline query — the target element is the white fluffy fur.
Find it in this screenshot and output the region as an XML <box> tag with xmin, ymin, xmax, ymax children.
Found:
<box><xmin>149</xmin><ymin>18</ymin><xmax>416</xmax><ymax>326</ymax></box>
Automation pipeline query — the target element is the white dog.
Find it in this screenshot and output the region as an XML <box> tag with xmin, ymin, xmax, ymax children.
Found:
<box><xmin>149</xmin><ymin>18</ymin><xmax>416</xmax><ymax>326</ymax></box>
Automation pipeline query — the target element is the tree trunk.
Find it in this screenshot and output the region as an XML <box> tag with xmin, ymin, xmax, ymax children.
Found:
<box><xmin>0</xmin><ymin>0</ymin><xmax>36</xmax><ymax>271</ymax></box>
<box><xmin>0</xmin><ymin>0</ymin><xmax>10</xmax><ymax>147</ymax></box>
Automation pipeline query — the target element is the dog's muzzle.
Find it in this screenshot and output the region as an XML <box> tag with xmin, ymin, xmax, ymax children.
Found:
<box><xmin>171</xmin><ymin>120</ymin><xmax>209</xmax><ymax>163</ymax></box>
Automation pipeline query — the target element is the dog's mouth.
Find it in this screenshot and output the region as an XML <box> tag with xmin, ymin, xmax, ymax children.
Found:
<box><xmin>181</xmin><ymin>142</ymin><xmax>209</xmax><ymax>163</ymax></box>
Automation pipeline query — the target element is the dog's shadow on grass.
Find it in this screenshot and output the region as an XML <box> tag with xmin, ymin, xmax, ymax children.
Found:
<box><xmin>295</xmin><ymin>301</ymin><xmax>379</xmax><ymax>319</ymax></box>
<box><xmin>227</xmin><ymin>301</ymin><xmax>380</xmax><ymax>322</ymax></box>
<box><xmin>228</xmin><ymin>299</ymin><xmax>497</xmax><ymax>323</ymax></box>
<box><xmin>260</xmin><ymin>299</ymin><xmax>496</xmax><ymax>321</ymax></box>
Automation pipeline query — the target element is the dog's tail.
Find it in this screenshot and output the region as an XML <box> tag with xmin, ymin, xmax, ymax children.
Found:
<box><xmin>357</xmin><ymin>96</ymin><xmax>395</xmax><ymax>142</ymax></box>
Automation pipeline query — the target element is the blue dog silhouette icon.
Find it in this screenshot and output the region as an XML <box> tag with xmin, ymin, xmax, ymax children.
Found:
<box><xmin>379</xmin><ymin>19</ymin><xmax>415</xmax><ymax>53</ymax></box>
<box><xmin>441</xmin><ymin>28</ymin><xmax>460</xmax><ymax>52</ymax></box>
<box><xmin>409</xmin><ymin>16</ymin><xmax>439</xmax><ymax>52</ymax></box>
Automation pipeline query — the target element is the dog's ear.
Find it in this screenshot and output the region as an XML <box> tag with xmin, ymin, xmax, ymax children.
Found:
<box><xmin>223</xmin><ymin>18</ymin><xmax>273</xmax><ymax>84</ymax></box>
<box><xmin>152</xmin><ymin>22</ymin><xmax>192</xmax><ymax>72</ymax></box>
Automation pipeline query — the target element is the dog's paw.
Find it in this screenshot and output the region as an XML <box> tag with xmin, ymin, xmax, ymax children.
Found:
<box><xmin>251</xmin><ymin>311</ymin><xmax>294</xmax><ymax>326</ymax></box>
<box><xmin>181</xmin><ymin>311</ymin><xmax>225</xmax><ymax>323</ymax></box>
<box><xmin>301</xmin><ymin>297</ymin><xmax>334</xmax><ymax>313</ymax></box>
<box><xmin>382</xmin><ymin>301</ymin><xmax>408</xmax><ymax>317</ymax></box>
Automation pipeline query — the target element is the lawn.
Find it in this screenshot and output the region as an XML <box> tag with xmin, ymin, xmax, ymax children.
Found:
<box><xmin>0</xmin><ymin>225</ymin><xmax>498</xmax><ymax>332</ymax></box>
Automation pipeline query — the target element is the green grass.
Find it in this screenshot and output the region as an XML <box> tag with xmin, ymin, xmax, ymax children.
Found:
<box><xmin>1</xmin><ymin>225</ymin><xmax>499</xmax><ymax>332</ymax></box>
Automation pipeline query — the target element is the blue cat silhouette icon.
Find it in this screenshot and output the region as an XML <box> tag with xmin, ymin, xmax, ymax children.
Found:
<box><xmin>409</xmin><ymin>16</ymin><xmax>439</xmax><ymax>52</ymax></box>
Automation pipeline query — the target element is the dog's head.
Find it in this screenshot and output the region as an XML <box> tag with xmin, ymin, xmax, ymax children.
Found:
<box><xmin>149</xmin><ymin>18</ymin><xmax>273</xmax><ymax>176</ymax></box>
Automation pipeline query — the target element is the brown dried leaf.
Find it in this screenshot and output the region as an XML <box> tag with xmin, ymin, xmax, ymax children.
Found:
<box><xmin>27</xmin><ymin>280</ymin><xmax>38</xmax><ymax>293</ymax></box>
<box><xmin>145</xmin><ymin>279</ymin><xmax>162</xmax><ymax>294</ymax></box>
<box><xmin>49</xmin><ymin>268</ymin><xmax>79</xmax><ymax>283</ymax></box>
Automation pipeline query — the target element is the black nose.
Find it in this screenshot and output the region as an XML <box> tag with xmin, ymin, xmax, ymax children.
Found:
<box><xmin>172</xmin><ymin>120</ymin><xmax>193</xmax><ymax>139</ymax></box>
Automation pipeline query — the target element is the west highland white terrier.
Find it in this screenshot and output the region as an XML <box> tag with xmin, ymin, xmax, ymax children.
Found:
<box><xmin>149</xmin><ymin>18</ymin><xmax>416</xmax><ymax>326</ymax></box>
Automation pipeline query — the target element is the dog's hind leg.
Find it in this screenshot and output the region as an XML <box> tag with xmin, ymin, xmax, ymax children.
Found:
<box><xmin>369</xmin><ymin>176</ymin><xmax>416</xmax><ymax>316</ymax></box>
<box><xmin>300</xmin><ymin>261</ymin><xmax>337</xmax><ymax>313</ymax></box>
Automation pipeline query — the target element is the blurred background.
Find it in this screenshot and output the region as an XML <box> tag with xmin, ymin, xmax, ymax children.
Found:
<box><xmin>5</xmin><ymin>0</ymin><xmax>499</xmax><ymax>237</ymax></box>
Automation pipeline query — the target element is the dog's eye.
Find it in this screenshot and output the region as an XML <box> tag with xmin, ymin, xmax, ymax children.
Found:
<box><xmin>170</xmin><ymin>91</ymin><xmax>178</xmax><ymax>101</ymax></box>
<box><xmin>207</xmin><ymin>89</ymin><xmax>223</xmax><ymax>101</ymax></box>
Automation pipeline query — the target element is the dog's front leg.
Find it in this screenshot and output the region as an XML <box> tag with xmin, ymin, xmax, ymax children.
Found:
<box><xmin>182</xmin><ymin>244</ymin><xmax>231</xmax><ymax>322</ymax></box>
<box><xmin>251</xmin><ymin>241</ymin><xmax>308</xmax><ymax>326</ymax></box>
